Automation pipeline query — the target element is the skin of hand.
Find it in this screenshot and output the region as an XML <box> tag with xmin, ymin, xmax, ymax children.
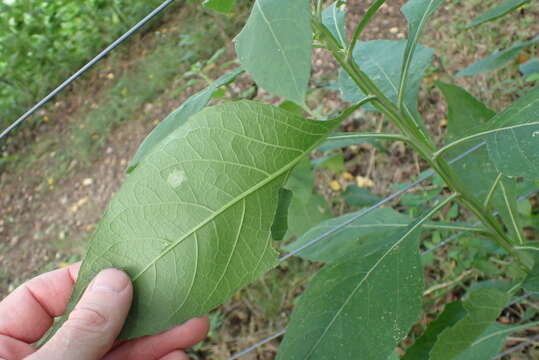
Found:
<box><xmin>0</xmin><ymin>263</ymin><xmax>209</xmax><ymax>360</ymax></box>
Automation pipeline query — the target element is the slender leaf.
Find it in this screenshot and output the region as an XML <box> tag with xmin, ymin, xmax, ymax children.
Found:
<box><xmin>271</xmin><ymin>188</ymin><xmax>293</xmax><ymax>241</ymax></box>
<box><xmin>520</xmin><ymin>58</ymin><xmax>539</xmax><ymax>77</ymax></box>
<box><xmin>402</xmin><ymin>301</ymin><xmax>467</xmax><ymax>360</ymax></box>
<box><xmin>234</xmin><ymin>0</ymin><xmax>312</xmax><ymax>104</ymax></box>
<box><xmin>128</xmin><ymin>67</ymin><xmax>244</xmax><ymax>172</ymax></box>
<box><xmin>284</xmin><ymin>207</ymin><xmax>412</xmax><ymax>262</ymax></box>
<box><xmin>457</xmin><ymin>35</ymin><xmax>539</xmax><ymax>77</ymax></box>
<box><xmin>277</xmin><ymin>207</ymin><xmax>429</xmax><ymax>359</ymax></box>
<box><xmin>203</xmin><ymin>0</ymin><xmax>236</xmax><ymax>13</ymax></box>
<box><xmin>429</xmin><ymin>288</ymin><xmax>511</xmax><ymax>360</ymax></box>
<box><xmin>339</xmin><ymin>40</ymin><xmax>433</xmax><ymax>120</ymax></box>
<box><xmin>322</xmin><ymin>1</ymin><xmax>347</xmax><ymax>47</ymax></box>
<box><xmin>41</xmin><ymin>101</ymin><xmax>339</xmax><ymax>342</ymax></box>
<box><xmin>399</xmin><ymin>0</ymin><xmax>443</xmax><ymax>110</ymax></box>
<box><xmin>467</xmin><ymin>0</ymin><xmax>530</xmax><ymax>28</ymax></box>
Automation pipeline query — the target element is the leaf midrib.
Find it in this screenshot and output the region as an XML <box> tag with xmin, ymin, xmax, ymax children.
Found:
<box><xmin>255</xmin><ymin>0</ymin><xmax>302</xmax><ymax>100</ymax></box>
<box><xmin>132</xmin><ymin>122</ymin><xmax>336</xmax><ymax>281</ymax></box>
<box><xmin>303</xmin><ymin>214</ymin><xmax>425</xmax><ymax>358</ymax></box>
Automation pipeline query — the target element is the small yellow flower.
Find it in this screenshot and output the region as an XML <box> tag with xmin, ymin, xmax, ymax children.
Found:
<box><xmin>356</xmin><ymin>176</ymin><xmax>374</xmax><ymax>188</ymax></box>
<box><xmin>330</xmin><ymin>180</ymin><xmax>342</xmax><ymax>191</ymax></box>
<box><xmin>342</xmin><ymin>172</ymin><xmax>354</xmax><ymax>181</ymax></box>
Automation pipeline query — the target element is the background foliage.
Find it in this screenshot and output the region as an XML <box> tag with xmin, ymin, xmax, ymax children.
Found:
<box><xmin>0</xmin><ymin>0</ymin><xmax>170</xmax><ymax>129</ymax></box>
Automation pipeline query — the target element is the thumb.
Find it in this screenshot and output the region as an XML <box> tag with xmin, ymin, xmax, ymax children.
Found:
<box><xmin>32</xmin><ymin>269</ymin><xmax>133</xmax><ymax>360</ymax></box>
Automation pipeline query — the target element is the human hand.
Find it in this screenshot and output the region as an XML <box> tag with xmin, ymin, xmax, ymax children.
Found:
<box><xmin>0</xmin><ymin>263</ymin><xmax>209</xmax><ymax>360</ymax></box>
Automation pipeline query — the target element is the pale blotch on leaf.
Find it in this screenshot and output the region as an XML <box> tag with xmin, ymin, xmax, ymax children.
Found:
<box><xmin>533</xmin><ymin>131</ymin><xmax>539</xmax><ymax>137</ymax></box>
<box><xmin>167</xmin><ymin>170</ymin><xmax>187</xmax><ymax>188</ymax></box>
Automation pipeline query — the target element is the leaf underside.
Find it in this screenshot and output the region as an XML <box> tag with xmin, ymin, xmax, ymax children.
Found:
<box><xmin>41</xmin><ymin>101</ymin><xmax>338</xmax><ymax>342</ymax></box>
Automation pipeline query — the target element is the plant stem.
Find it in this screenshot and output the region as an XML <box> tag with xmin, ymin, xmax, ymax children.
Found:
<box><xmin>313</xmin><ymin>18</ymin><xmax>528</xmax><ymax>268</ymax></box>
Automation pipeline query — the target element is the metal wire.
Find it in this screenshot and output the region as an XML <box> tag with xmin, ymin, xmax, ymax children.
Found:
<box><xmin>0</xmin><ymin>0</ymin><xmax>178</xmax><ymax>140</ymax></box>
<box><xmin>231</xmin><ymin>178</ymin><xmax>539</xmax><ymax>359</ymax></box>
<box><xmin>228</xmin><ymin>330</ymin><xmax>287</xmax><ymax>360</ymax></box>
<box><xmin>492</xmin><ymin>334</ymin><xmax>539</xmax><ymax>359</ymax></box>
<box><xmin>279</xmin><ymin>141</ymin><xmax>486</xmax><ymax>262</ymax></box>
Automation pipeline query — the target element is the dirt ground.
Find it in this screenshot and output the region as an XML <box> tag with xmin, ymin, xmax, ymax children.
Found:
<box><xmin>1</xmin><ymin>0</ymin><xmax>538</xmax><ymax>359</ymax></box>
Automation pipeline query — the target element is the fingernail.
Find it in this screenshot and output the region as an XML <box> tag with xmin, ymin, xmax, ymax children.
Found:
<box><xmin>92</xmin><ymin>268</ymin><xmax>130</xmax><ymax>293</ymax></box>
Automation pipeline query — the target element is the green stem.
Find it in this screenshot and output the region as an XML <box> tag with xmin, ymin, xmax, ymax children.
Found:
<box><xmin>312</xmin><ymin>17</ymin><xmax>528</xmax><ymax>268</ymax></box>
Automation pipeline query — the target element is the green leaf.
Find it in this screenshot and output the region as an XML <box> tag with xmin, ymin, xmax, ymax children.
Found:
<box><xmin>234</xmin><ymin>0</ymin><xmax>312</xmax><ymax>104</ymax></box>
<box><xmin>399</xmin><ymin>0</ymin><xmax>443</xmax><ymax>110</ymax></box>
<box><xmin>322</xmin><ymin>1</ymin><xmax>347</xmax><ymax>47</ymax></box>
<box><xmin>277</xmin><ymin>209</ymin><xmax>427</xmax><ymax>359</ymax></box>
<box><xmin>520</xmin><ymin>58</ymin><xmax>539</xmax><ymax>77</ymax></box>
<box><xmin>279</xmin><ymin>100</ymin><xmax>305</xmax><ymax>116</ymax></box>
<box><xmin>271</xmin><ymin>188</ymin><xmax>293</xmax><ymax>241</ymax></box>
<box><xmin>41</xmin><ymin>101</ymin><xmax>339</xmax><ymax>342</ymax></box>
<box><xmin>284</xmin><ymin>207</ymin><xmax>412</xmax><ymax>262</ymax></box>
<box><xmin>454</xmin><ymin>323</ymin><xmax>518</xmax><ymax>360</ymax></box>
<box><xmin>523</xmin><ymin>258</ymin><xmax>539</xmax><ymax>294</ymax></box>
<box><xmin>284</xmin><ymin>158</ymin><xmax>332</xmax><ymax>240</ymax></box>
<box><xmin>343</xmin><ymin>185</ymin><xmax>381</xmax><ymax>207</ymax></box>
<box><xmin>127</xmin><ymin>67</ymin><xmax>244</xmax><ymax>172</ymax></box>
<box><xmin>456</xmin><ymin>35</ymin><xmax>539</xmax><ymax>77</ymax></box>
<box><xmin>429</xmin><ymin>288</ymin><xmax>511</xmax><ymax>360</ymax></box>
<box><xmin>436</xmin><ymin>81</ymin><xmax>496</xmax><ymax>143</ymax></box>
<box><xmin>481</xmin><ymin>86</ymin><xmax>539</xmax><ymax>179</ymax></box>
<box><xmin>339</xmin><ymin>40</ymin><xmax>433</xmax><ymax>120</ymax></box>
<box><xmin>437</xmin><ymin>82</ymin><xmax>526</xmax><ymax>244</ymax></box>
<box><xmin>467</xmin><ymin>0</ymin><xmax>530</xmax><ymax>28</ymax></box>
<box><xmin>203</xmin><ymin>0</ymin><xmax>236</xmax><ymax>13</ymax></box>
<box><xmin>402</xmin><ymin>301</ymin><xmax>467</xmax><ymax>360</ymax></box>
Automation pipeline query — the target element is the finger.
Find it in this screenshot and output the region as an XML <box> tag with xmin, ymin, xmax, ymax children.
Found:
<box><xmin>0</xmin><ymin>334</ymin><xmax>35</xmax><ymax>360</ymax></box>
<box><xmin>0</xmin><ymin>262</ymin><xmax>80</xmax><ymax>343</ymax></box>
<box><xmin>159</xmin><ymin>350</ymin><xmax>189</xmax><ymax>360</ymax></box>
<box><xmin>31</xmin><ymin>269</ymin><xmax>132</xmax><ymax>360</ymax></box>
<box><xmin>104</xmin><ymin>317</ymin><xmax>209</xmax><ymax>360</ymax></box>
